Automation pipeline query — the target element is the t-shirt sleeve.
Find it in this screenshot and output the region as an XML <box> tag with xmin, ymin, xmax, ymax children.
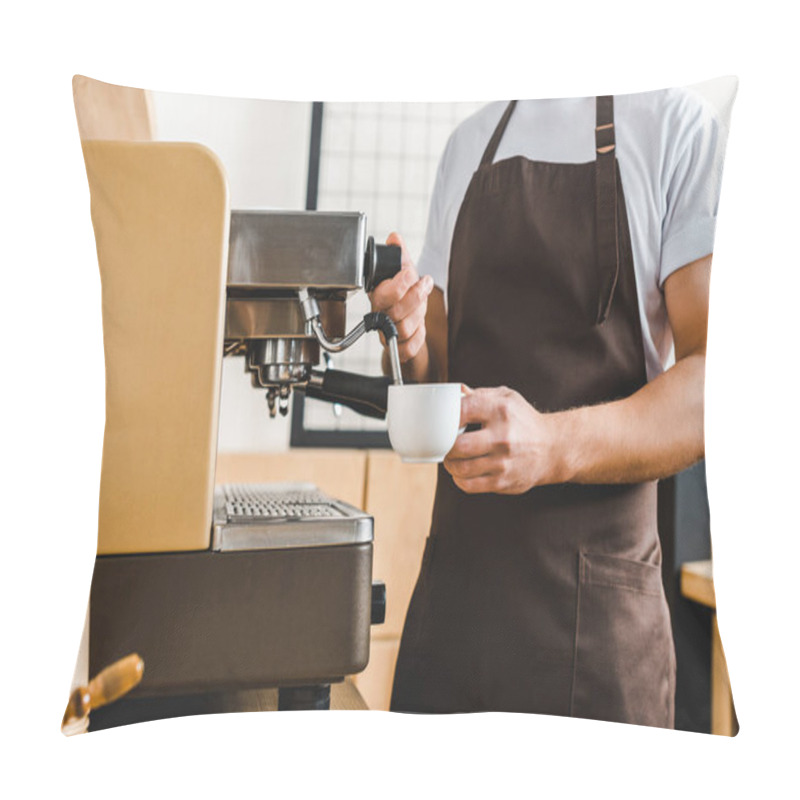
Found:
<box><xmin>416</xmin><ymin>136</ymin><xmax>454</xmax><ymax>291</ymax></box>
<box><xmin>659</xmin><ymin>97</ymin><xmax>728</xmax><ymax>286</ymax></box>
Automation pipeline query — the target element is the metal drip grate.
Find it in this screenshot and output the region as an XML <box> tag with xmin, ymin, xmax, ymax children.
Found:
<box><xmin>223</xmin><ymin>484</ymin><xmax>346</xmax><ymax>521</ymax></box>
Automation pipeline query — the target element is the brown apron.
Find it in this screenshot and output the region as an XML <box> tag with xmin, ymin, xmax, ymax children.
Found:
<box><xmin>390</xmin><ymin>97</ymin><xmax>676</xmax><ymax>727</ymax></box>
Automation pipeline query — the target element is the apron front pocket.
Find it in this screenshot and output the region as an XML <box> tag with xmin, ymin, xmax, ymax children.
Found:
<box><xmin>570</xmin><ymin>550</ymin><xmax>675</xmax><ymax>728</ymax></box>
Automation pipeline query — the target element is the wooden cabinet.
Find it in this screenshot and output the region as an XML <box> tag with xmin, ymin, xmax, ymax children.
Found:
<box><xmin>215</xmin><ymin>450</ymin><xmax>367</xmax><ymax>510</ymax></box>
<box><xmin>680</xmin><ymin>560</ymin><xmax>738</xmax><ymax>736</ymax></box>
<box><xmin>215</xmin><ymin>449</ymin><xmax>437</xmax><ymax>710</ymax></box>
<box><xmin>361</xmin><ymin>451</ymin><xmax>438</xmax><ymax>639</ymax></box>
<box><xmin>353</xmin><ymin>452</ymin><xmax>437</xmax><ymax>709</ymax></box>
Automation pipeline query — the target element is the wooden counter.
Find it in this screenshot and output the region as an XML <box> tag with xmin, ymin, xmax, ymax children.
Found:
<box><xmin>680</xmin><ymin>560</ymin><xmax>738</xmax><ymax>736</ymax></box>
<box><xmin>89</xmin><ymin>679</ymin><xmax>368</xmax><ymax>730</ymax></box>
<box><xmin>216</xmin><ymin>450</ymin><xmax>436</xmax><ymax>712</ymax></box>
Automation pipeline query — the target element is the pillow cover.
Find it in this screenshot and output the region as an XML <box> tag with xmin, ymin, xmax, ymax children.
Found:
<box><xmin>66</xmin><ymin>75</ymin><xmax>736</xmax><ymax>735</ymax></box>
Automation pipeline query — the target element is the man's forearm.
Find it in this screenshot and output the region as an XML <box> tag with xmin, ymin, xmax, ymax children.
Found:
<box><xmin>552</xmin><ymin>353</ymin><xmax>706</xmax><ymax>484</ymax></box>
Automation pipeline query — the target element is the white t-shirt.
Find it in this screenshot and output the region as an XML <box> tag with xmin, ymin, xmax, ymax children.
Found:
<box><xmin>417</xmin><ymin>88</ymin><xmax>728</xmax><ymax>381</ymax></box>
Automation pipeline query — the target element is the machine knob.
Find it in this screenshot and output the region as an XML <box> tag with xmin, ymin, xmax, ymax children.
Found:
<box><xmin>371</xmin><ymin>581</ymin><xmax>387</xmax><ymax>625</ymax></box>
<box><xmin>364</xmin><ymin>236</ymin><xmax>402</xmax><ymax>292</ymax></box>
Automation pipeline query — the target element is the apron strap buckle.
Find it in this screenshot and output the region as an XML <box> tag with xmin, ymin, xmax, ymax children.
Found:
<box><xmin>596</xmin><ymin>121</ymin><xmax>616</xmax><ymax>153</ymax></box>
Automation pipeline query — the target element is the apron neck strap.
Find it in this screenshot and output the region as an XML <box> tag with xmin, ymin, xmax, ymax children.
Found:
<box><xmin>595</xmin><ymin>95</ymin><xmax>615</xmax><ymax>150</ymax></box>
<box><xmin>480</xmin><ymin>100</ymin><xmax>518</xmax><ymax>167</ymax></box>
<box><xmin>479</xmin><ymin>96</ymin><xmax>621</xmax><ymax>326</ymax></box>
<box><xmin>594</xmin><ymin>95</ymin><xmax>620</xmax><ymax>325</ymax></box>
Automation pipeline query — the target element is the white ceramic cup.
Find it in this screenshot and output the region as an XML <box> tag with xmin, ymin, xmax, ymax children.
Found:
<box><xmin>387</xmin><ymin>383</ymin><xmax>464</xmax><ymax>463</ymax></box>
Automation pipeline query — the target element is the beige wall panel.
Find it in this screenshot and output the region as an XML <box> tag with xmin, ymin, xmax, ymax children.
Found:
<box><xmin>73</xmin><ymin>75</ymin><xmax>155</xmax><ymax>141</ymax></box>
<box><xmin>364</xmin><ymin>451</ymin><xmax>438</xmax><ymax>639</ymax></box>
<box><xmin>215</xmin><ymin>450</ymin><xmax>368</xmax><ymax>510</ymax></box>
<box><xmin>216</xmin><ymin>449</ymin><xmax>435</xmax><ymax>707</ymax></box>
<box><xmin>83</xmin><ymin>141</ymin><xmax>230</xmax><ymax>554</ymax></box>
<box><xmin>351</xmin><ymin>637</ymin><xmax>401</xmax><ymax>712</ymax></box>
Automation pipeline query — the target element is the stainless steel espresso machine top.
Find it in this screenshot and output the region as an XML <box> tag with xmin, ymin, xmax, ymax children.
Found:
<box><xmin>212</xmin><ymin>483</ymin><xmax>372</xmax><ymax>552</ymax></box>
<box><xmin>224</xmin><ymin>210</ymin><xmax>404</xmax><ymax>418</ymax></box>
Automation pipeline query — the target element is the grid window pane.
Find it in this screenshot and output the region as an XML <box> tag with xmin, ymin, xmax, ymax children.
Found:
<box><xmin>305</xmin><ymin>100</ymin><xmax>486</xmax><ymax>434</ymax></box>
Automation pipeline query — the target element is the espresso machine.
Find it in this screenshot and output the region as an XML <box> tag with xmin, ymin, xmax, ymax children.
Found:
<box><xmin>89</xmin><ymin>209</ymin><xmax>403</xmax><ymax>726</ymax></box>
<box><xmin>225</xmin><ymin>210</ymin><xmax>403</xmax><ymax>416</ymax></box>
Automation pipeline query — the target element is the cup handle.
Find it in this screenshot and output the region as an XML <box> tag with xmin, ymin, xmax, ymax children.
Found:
<box><xmin>457</xmin><ymin>386</ymin><xmax>485</xmax><ymax>435</ymax></box>
<box><xmin>458</xmin><ymin>389</ymin><xmax>468</xmax><ymax>435</ymax></box>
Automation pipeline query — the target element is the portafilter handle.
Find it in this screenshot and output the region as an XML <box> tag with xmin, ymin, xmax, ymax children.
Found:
<box><xmin>304</xmin><ymin>369</ymin><xmax>392</xmax><ymax>419</ymax></box>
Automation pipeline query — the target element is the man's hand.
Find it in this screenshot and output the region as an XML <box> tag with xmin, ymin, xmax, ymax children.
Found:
<box><xmin>443</xmin><ymin>387</ymin><xmax>569</xmax><ymax>494</ymax></box>
<box><xmin>369</xmin><ymin>232</ymin><xmax>434</xmax><ymax>364</ymax></box>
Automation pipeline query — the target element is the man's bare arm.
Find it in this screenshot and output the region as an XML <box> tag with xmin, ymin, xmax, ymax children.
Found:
<box><xmin>558</xmin><ymin>254</ymin><xmax>710</xmax><ymax>483</ymax></box>
<box><xmin>444</xmin><ymin>254</ymin><xmax>711</xmax><ymax>492</ymax></box>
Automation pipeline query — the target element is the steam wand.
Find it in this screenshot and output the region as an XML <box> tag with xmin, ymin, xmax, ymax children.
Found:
<box><xmin>298</xmin><ymin>289</ymin><xmax>403</xmax><ymax>385</ymax></box>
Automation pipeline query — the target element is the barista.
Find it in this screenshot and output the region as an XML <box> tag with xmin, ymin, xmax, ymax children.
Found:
<box><xmin>370</xmin><ymin>91</ymin><xmax>727</xmax><ymax>726</ymax></box>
